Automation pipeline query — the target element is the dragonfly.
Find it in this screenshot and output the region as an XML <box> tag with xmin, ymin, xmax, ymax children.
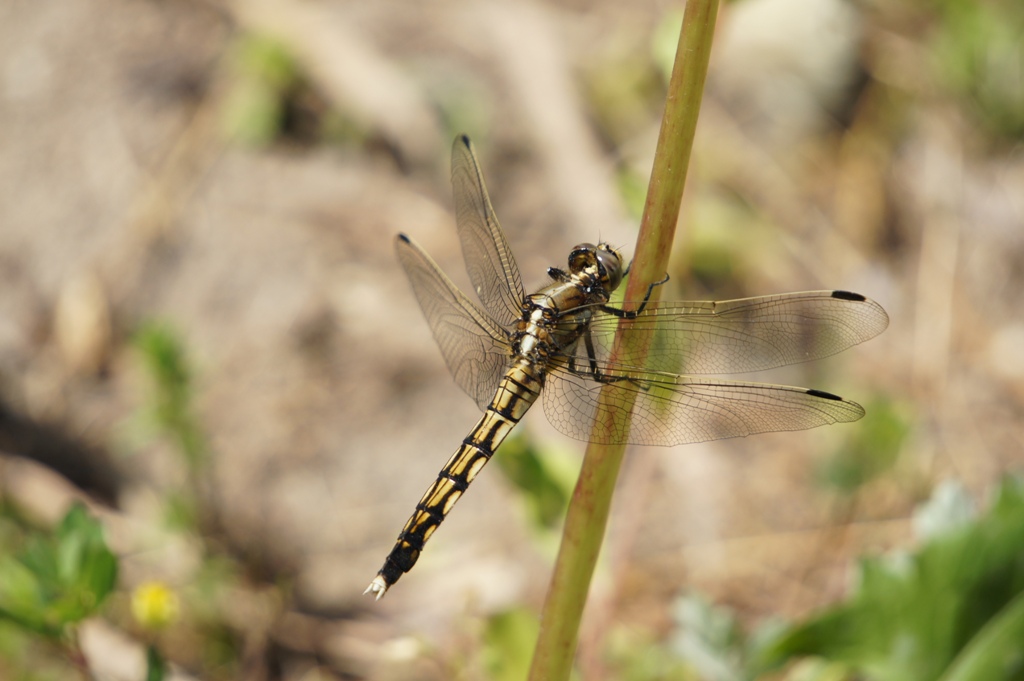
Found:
<box><xmin>365</xmin><ymin>135</ymin><xmax>889</xmax><ymax>599</ymax></box>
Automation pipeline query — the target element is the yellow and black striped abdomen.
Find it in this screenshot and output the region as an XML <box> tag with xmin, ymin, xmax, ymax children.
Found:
<box><xmin>365</xmin><ymin>360</ymin><xmax>544</xmax><ymax>598</ymax></box>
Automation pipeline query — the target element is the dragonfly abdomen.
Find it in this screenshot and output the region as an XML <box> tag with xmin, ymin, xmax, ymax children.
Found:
<box><xmin>365</xmin><ymin>360</ymin><xmax>544</xmax><ymax>599</ymax></box>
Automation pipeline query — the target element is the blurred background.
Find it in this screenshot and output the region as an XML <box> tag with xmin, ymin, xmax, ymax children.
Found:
<box><xmin>1</xmin><ymin>0</ymin><xmax>1023</xmax><ymax>678</ymax></box>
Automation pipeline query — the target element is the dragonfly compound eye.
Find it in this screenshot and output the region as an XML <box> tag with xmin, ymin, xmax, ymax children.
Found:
<box><xmin>568</xmin><ymin>243</ymin><xmax>598</xmax><ymax>275</ymax></box>
<box><xmin>595</xmin><ymin>244</ymin><xmax>624</xmax><ymax>291</ymax></box>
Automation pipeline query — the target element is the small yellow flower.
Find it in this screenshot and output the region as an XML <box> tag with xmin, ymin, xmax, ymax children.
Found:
<box><xmin>131</xmin><ymin>581</ymin><xmax>180</xmax><ymax>630</ymax></box>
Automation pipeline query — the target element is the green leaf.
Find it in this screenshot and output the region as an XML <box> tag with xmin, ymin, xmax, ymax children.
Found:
<box><xmin>0</xmin><ymin>504</ymin><xmax>117</xmax><ymax>636</ymax></box>
<box><xmin>0</xmin><ymin>556</ymin><xmax>51</xmax><ymax>635</ymax></box>
<box><xmin>759</xmin><ymin>477</ymin><xmax>1024</xmax><ymax>681</ymax></box>
<box><xmin>940</xmin><ymin>588</ymin><xmax>1024</xmax><ymax>681</ymax></box>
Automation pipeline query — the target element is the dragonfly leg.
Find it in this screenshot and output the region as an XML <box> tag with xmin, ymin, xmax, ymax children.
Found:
<box><xmin>547</xmin><ymin>266</ymin><xmax>571</xmax><ymax>283</ymax></box>
<box><xmin>599</xmin><ymin>274</ymin><xmax>669</xmax><ymax>318</ymax></box>
<box><xmin>582</xmin><ymin>328</ymin><xmax>601</xmax><ymax>378</ymax></box>
<box><xmin>567</xmin><ymin>329</ymin><xmax>651</xmax><ymax>391</ymax></box>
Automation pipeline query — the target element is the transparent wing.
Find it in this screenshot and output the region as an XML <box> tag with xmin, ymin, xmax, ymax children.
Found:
<box><xmin>572</xmin><ymin>290</ymin><xmax>889</xmax><ymax>376</ymax></box>
<box><xmin>541</xmin><ymin>289</ymin><xmax>886</xmax><ymax>445</ymax></box>
<box><xmin>395</xmin><ymin>234</ymin><xmax>511</xmax><ymax>411</ymax></box>
<box><xmin>451</xmin><ymin>135</ymin><xmax>526</xmax><ymax>327</ymax></box>
<box><xmin>544</xmin><ymin>366</ymin><xmax>865</xmax><ymax>446</ymax></box>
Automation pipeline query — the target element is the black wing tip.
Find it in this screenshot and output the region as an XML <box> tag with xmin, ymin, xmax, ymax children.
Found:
<box><xmin>831</xmin><ymin>290</ymin><xmax>866</xmax><ymax>302</ymax></box>
<box><xmin>397</xmin><ymin>233</ymin><xmax>411</xmax><ymax>244</ymax></box>
<box><xmin>806</xmin><ymin>388</ymin><xmax>844</xmax><ymax>401</ymax></box>
<box><xmin>456</xmin><ymin>134</ymin><xmax>472</xmax><ymax>147</ymax></box>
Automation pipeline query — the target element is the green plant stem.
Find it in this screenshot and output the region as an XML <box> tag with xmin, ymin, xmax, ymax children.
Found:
<box><xmin>528</xmin><ymin>2</ymin><xmax>719</xmax><ymax>679</ymax></box>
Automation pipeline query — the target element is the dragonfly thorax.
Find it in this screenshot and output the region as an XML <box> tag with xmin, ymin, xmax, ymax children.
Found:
<box><xmin>568</xmin><ymin>243</ymin><xmax>625</xmax><ymax>293</ymax></box>
<box><xmin>506</xmin><ymin>243</ymin><xmax>626</xmax><ymax>364</ymax></box>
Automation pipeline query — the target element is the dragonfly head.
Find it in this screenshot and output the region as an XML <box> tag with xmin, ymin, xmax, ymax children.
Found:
<box><xmin>568</xmin><ymin>243</ymin><xmax>625</xmax><ymax>292</ymax></box>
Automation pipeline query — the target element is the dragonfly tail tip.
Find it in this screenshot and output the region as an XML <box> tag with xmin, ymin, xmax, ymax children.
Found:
<box><xmin>364</xmin><ymin>576</ymin><xmax>389</xmax><ymax>601</ymax></box>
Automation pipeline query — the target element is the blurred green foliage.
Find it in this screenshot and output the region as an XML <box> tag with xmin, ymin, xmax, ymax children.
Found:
<box><xmin>146</xmin><ymin>643</ymin><xmax>168</xmax><ymax>681</ymax></box>
<box><xmin>606</xmin><ymin>624</ymin><xmax>697</xmax><ymax>681</ymax></box>
<box><xmin>483</xmin><ymin>608</ymin><xmax>541</xmax><ymax>681</ymax></box>
<box><xmin>221</xmin><ymin>32</ymin><xmax>369</xmax><ymax>148</ymax></box>
<box><xmin>929</xmin><ymin>0</ymin><xmax>1024</xmax><ymax>141</ymax></box>
<box><xmin>585</xmin><ymin>50</ymin><xmax>665</xmax><ymax>148</ymax></box>
<box><xmin>134</xmin><ymin>322</ymin><xmax>207</xmax><ymax>475</ymax></box>
<box><xmin>652</xmin><ymin>10</ymin><xmax>685</xmax><ymax>87</ymax></box>
<box><xmin>495</xmin><ymin>434</ymin><xmax>577</xmax><ymax>531</ymax></box>
<box><xmin>818</xmin><ymin>397</ymin><xmax>909</xmax><ymax>494</ymax></box>
<box><xmin>755</xmin><ymin>477</ymin><xmax>1024</xmax><ymax>680</ymax></box>
<box><xmin>0</xmin><ymin>504</ymin><xmax>116</xmax><ymax>639</ymax></box>
<box><xmin>676</xmin><ymin>193</ymin><xmax>774</xmax><ymax>298</ymax></box>
<box><xmin>626</xmin><ymin>478</ymin><xmax>1024</xmax><ymax>681</ymax></box>
<box><xmin>617</xmin><ymin>165</ymin><xmax>649</xmax><ymax>222</ymax></box>
<box><xmin>483</xmin><ymin>606</ymin><xmax>697</xmax><ymax>681</ymax></box>
<box><xmin>221</xmin><ymin>34</ymin><xmax>300</xmax><ymax>146</ymax></box>
<box><xmin>132</xmin><ymin>324</ymin><xmax>245</xmax><ymax>676</ymax></box>
<box><xmin>668</xmin><ymin>592</ymin><xmax>786</xmax><ymax>681</ymax></box>
<box><xmin>0</xmin><ymin>619</ymin><xmax>69</xmax><ymax>681</ymax></box>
